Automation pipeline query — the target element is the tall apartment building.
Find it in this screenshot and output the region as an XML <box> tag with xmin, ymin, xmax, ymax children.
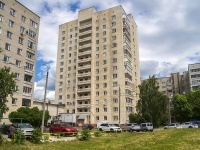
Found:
<box><xmin>188</xmin><ymin>63</ymin><xmax>200</xmax><ymax>91</ymax></box>
<box><xmin>0</xmin><ymin>0</ymin><xmax>40</xmax><ymax>119</ymax></box>
<box><xmin>55</xmin><ymin>6</ymin><xmax>140</xmax><ymax>126</ymax></box>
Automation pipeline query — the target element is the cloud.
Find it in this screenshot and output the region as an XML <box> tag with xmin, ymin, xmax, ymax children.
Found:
<box><xmin>17</xmin><ymin>0</ymin><xmax>200</xmax><ymax>100</ymax></box>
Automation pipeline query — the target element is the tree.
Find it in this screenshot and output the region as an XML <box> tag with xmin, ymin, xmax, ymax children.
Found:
<box><xmin>9</xmin><ymin>107</ymin><xmax>50</xmax><ymax>128</ymax></box>
<box><xmin>137</xmin><ymin>75</ymin><xmax>168</xmax><ymax>127</ymax></box>
<box><xmin>129</xmin><ymin>113</ymin><xmax>146</xmax><ymax>124</ymax></box>
<box><xmin>186</xmin><ymin>89</ymin><xmax>200</xmax><ymax>119</ymax></box>
<box><xmin>172</xmin><ymin>94</ymin><xmax>193</xmax><ymax>122</ymax></box>
<box><xmin>0</xmin><ymin>66</ymin><xmax>16</xmax><ymax>118</ymax></box>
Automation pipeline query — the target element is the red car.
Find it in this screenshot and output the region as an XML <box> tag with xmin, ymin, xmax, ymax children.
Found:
<box><xmin>49</xmin><ymin>123</ymin><xmax>78</xmax><ymax>136</ymax></box>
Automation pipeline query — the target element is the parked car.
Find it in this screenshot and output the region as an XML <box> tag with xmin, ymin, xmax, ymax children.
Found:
<box><xmin>190</xmin><ymin>121</ymin><xmax>200</xmax><ymax>128</ymax></box>
<box><xmin>164</xmin><ymin>123</ymin><xmax>182</xmax><ymax>129</ymax></box>
<box><xmin>49</xmin><ymin>123</ymin><xmax>78</xmax><ymax>136</ymax></box>
<box><xmin>181</xmin><ymin>122</ymin><xmax>198</xmax><ymax>128</ymax></box>
<box><xmin>82</xmin><ymin>124</ymin><xmax>94</xmax><ymax>130</ymax></box>
<box><xmin>131</xmin><ymin>124</ymin><xmax>142</xmax><ymax>132</ymax></box>
<box><xmin>98</xmin><ymin>123</ymin><xmax>122</xmax><ymax>132</ymax></box>
<box><xmin>9</xmin><ymin>123</ymin><xmax>34</xmax><ymax>138</ymax></box>
<box><xmin>122</xmin><ymin>123</ymin><xmax>138</xmax><ymax>132</ymax></box>
<box><xmin>140</xmin><ymin>123</ymin><xmax>153</xmax><ymax>131</ymax></box>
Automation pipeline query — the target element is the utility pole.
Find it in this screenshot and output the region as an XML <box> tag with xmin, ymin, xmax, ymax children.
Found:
<box><xmin>119</xmin><ymin>85</ymin><xmax>121</xmax><ymax>127</ymax></box>
<box><xmin>41</xmin><ymin>67</ymin><xmax>49</xmax><ymax>132</ymax></box>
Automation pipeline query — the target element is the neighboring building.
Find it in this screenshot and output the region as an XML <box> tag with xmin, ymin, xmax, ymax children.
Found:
<box><xmin>55</xmin><ymin>6</ymin><xmax>140</xmax><ymax>126</ymax></box>
<box><xmin>33</xmin><ymin>99</ymin><xmax>65</xmax><ymax>123</ymax></box>
<box><xmin>188</xmin><ymin>63</ymin><xmax>200</xmax><ymax>91</ymax></box>
<box><xmin>0</xmin><ymin>0</ymin><xmax>40</xmax><ymax>120</ymax></box>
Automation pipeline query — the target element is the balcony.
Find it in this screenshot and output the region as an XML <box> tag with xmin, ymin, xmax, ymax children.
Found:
<box><xmin>78</xmin><ymin>50</ymin><xmax>91</xmax><ymax>56</ymax></box>
<box><xmin>77</xmin><ymin>104</ymin><xmax>90</xmax><ymax>108</ymax></box>
<box><xmin>79</xmin><ymin>37</ymin><xmax>92</xmax><ymax>43</ymax></box>
<box><xmin>77</xmin><ymin>72</ymin><xmax>91</xmax><ymax>77</ymax></box>
<box><xmin>79</xmin><ymin>43</ymin><xmax>92</xmax><ymax>50</ymax></box>
<box><xmin>76</xmin><ymin>111</ymin><xmax>90</xmax><ymax>115</ymax></box>
<box><xmin>79</xmin><ymin>23</ymin><xmax>92</xmax><ymax>30</ymax></box>
<box><xmin>77</xmin><ymin>80</ymin><xmax>91</xmax><ymax>85</ymax></box>
<box><xmin>78</xmin><ymin>58</ymin><xmax>91</xmax><ymax>63</ymax></box>
<box><xmin>77</xmin><ymin>88</ymin><xmax>91</xmax><ymax>92</ymax></box>
<box><xmin>77</xmin><ymin>65</ymin><xmax>91</xmax><ymax>70</ymax></box>
<box><xmin>79</xmin><ymin>30</ymin><xmax>92</xmax><ymax>36</ymax></box>
<box><xmin>77</xmin><ymin>96</ymin><xmax>91</xmax><ymax>100</ymax></box>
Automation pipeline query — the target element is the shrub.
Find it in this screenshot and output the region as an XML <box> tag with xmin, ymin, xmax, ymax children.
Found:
<box><xmin>14</xmin><ymin>130</ymin><xmax>26</xmax><ymax>144</ymax></box>
<box><xmin>30</xmin><ymin>128</ymin><xmax>42</xmax><ymax>144</ymax></box>
<box><xmin>77</xmin><ymin>129</ymin><xmax>91</xmax><ymax>141</ymax></box>
<box><xmin>93</xmin><ymin>131</ymin><xmax>102</xmax><ymax>137</ymax></box>
<box><xmin>0</xmin><ymin>132</ymin><xmax>3</xmax><ymax>144</ymax></box>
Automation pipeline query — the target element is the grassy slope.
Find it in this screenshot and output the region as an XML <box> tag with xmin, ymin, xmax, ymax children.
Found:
<box><xmin>1</xmin><ymin>129</ymin><xmax>200</xmax><ymax>150</ymax></box>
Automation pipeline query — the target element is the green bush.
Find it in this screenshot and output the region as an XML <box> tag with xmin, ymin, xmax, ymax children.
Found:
<box><xmin>93</xmin><ymin>131</ymin><xmax>102</xmax><ymax>137</ymax></box>
<box><xmin>30</xmin><ymin>128</ymin><xmax>42</xmax><ymax>144</ymax></box>
<box><xmin>77</xmin><ymin>129</ymin><xmax>91</xmax><ymax>141</ymax></box>
<box><xmin>14</xmin><ymin>130</ymin><xmax>26</xmax><ymax>144</ymax></box>
<box><xmin>0</xmin><ymin>132</ymin><xmax>3</xmax><ymax>144</ymax></box>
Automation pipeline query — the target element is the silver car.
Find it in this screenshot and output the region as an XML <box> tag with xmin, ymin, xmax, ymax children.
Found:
<box><xmin>98</xmin><ymin>123</ymin><xmax>122</xmax><ymax>132</ymax></box>
<box><xmin>181</xmin><ymin>122</ymin><xmax>198</xmax><ymax>128</ymax></box>
<box><xmin>9</xmin><ymin>123</ymin><xmax>34</xmax><ymax>138</ymax></box>
<box><xmin>122</xmin><ymin>123</ymin><xmax>138</xmax><ymax>132</ymax></box>
<box><xmin>164</xmin><ymin>123</ymin><xmax>182</xmax><ymax>129</ymax></box>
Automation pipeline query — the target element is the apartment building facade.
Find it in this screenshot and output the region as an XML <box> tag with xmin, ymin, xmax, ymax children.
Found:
<box><xmin>188</xmin><ymin>63</ymin><xmax>200</xmax><ymax>91</ymax></box>
<box><xmin>0</xmin><ymin>0</ymin><xmax>40</xmax><ymax>119</ymax></box>
<box><xmin>55</xmin><ymin>6</ymin><xmax>140</xmax><ymax>126</ymax></box>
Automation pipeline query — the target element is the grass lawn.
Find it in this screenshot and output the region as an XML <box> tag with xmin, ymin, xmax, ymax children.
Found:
<box><xmin>1</xmin><ymin>129</ymin><xmax>200</xmax><ymax>150</ymax></box>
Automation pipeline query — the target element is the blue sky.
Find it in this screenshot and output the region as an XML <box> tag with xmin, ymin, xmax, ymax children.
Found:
<box><xmin>18</xmin><ymin>0</ymin><xmax>200</xmax><ymax>100</ymax></box>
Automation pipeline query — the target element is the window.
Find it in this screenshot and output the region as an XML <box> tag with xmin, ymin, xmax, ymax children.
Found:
<box><xmin>22</xmin><ymin>99</ymin><xmax>31</xmax><ymax>107</ymax></box>
<box><xmin>74</xmin><ymin>52</ymin><xmax>77</xmax><ymax>56</ymax></box>
<box><xmin>60</xmin><ymin>75</ymin><xmax>63</xmax><ymax>79</ymax></box>
<box><xmin>96</xmin><ymin>54</ymin><xmax>99</xmax><ymax>58</ymax></box>
<box><xmin>112</xmin><ymin>22</ymin><xmax>116</xmax><ymax>26</ymax></box>
<box><xmin>17</xmin><ymin>48</ymin><xmax>22</xmax><ymax>55</ymax></box>
<box><xmin>16</xmin><ymin>60</ymin><xmax>21</xmax><ymax>67</ymax></box>
<box><xmin>104</xmin><ymin>108</ymin><xmax>107</xmax><ymax>112</ymax></box>
<box><xmin>21</xmin><ymin>15</ymin><xmax>26</xmax><ymax>22</ymax></box>
<box><xmin>103</xmin><ymin>25</ymin><xmax>106</xmax><ymax>29</ymax></box>
<box><xmin>113</xmin><ymin>116</ymin><xmax>118</xmax><ymax>121</ymax></box>
<box><xmin>69</xmin><ymin>47</ymin><xmax>72</xmax><ymax>50</ymax></box>
<box><xmin>68</xmin><ymin>67</ymin><xmax>71</xmax><ymax>71</ymax></box>
<box><xmin>103</xmin><ymin>45</ymin><xmax>106</xmax><ymax>50</ymax></box>
<box><xmin>96</xmin><ymin>40</ymin><xmax>99</xmax><ymax>44</ymax></box>
<box><xmin>112</xmin><ymin>36</ymin><xmax>116</xmax><ymax>40</ymax></box>
<box><xmin>103</xmin><ymin>31</ymin><xmax>106</xmax><ymax>35</ymax></box>
<box><xmin>112</xmin><ymin>58</ymin><xmax>117</xmax><ymax>63</ymax></box>
<box><xmin>3</xmin><ymin>55</ymin><xmax>9</xmax><ymax>63</ymax></box>
<box><xmin>61</xmin><ymin>55</ymin><xmax>64</xmax><ymax>59</ymax></box>
<box><xmin>96</xmin><ymin>69</ymin><xmax>99</xmax><ymax>74</ymax></box>
<box><xmin>75</xmin><ymin>33</ymin><xmax>77</xmax><ymax>37</ymax></box>
<box><xmin>14</xmin><ymin>85</ymin><xmax>19</xmax><ymax>91</ymax></box>
<box><xmin>0</xmin><ymin>1</ymin><xmax>5</xmax><ymax>9</ymax></box>
<box><xmin>112</xmin><ymin>43</ymin><xmax>117</xmax><ymax>47</ymax></box>
<box><xmin>112</xmin><ymin>66</ymin><xmax>117</xmax><ymax>70</ymax></box>
<box><xmin>0</xmin><ymin>27</ymin><xmax>2</xmax><ymax>34</ymax></box>
<box><xmin>113</xmin><ymin>82</ymin><xmax>118</xmax><ymax>87</ymax></box>
<box><xmin>96</xmin><ymin>84</ymin><xmax>99</xmax><ymax>89</ymax></box>
<box><xmin>70</xmin><ymin>28</ymin><xmax>73</xmax><ymax>32</ymax></box>
<box><xmin>96</xmin><ymin>20</ymin><xmax>99</xmax><ymax>24</ymax></box>
<box><xmin>20</xmin><ymin>26</ymin><xmax>25</xmax><ymax>33</ymax></box>
<box><xmin>23</xmin><ymin>87</ymin><xmax>32</xmax><ymax>94</ymax></box>
<box><xmin>96</xmin><ymin>27</ymin><xmax>99</xmax><ymax>31</ymax></box>
<box><xmin>96</xmin><ymin>92</ymin><xmax>99</xmax><ymax>96</ymax></box>
<box><xmin>60</xmin><ymin>62</ymin><xmax>64</xmax><ymax>66</ymax></box>
<box><xmin>103</xmin><ymin>18</ymin><xmax>106</xmax><ymax>21</ymax></box>
<box><xmin>113</xmin><ymin>74</ymin><xmax>117</xmax><ymax>78</ymax></box>
<box><xmin>103</xmin><ymin>75</ymin><xmax>107</xmax><ymax>80</ymax></box>
<box><xmin>104</xmin><ymin>116</ymin><xmax>107</xmax><ymax>120</ymax></box>
<box><xmin>104</xmin><ymin>91</ymin><xmax>107</xmax><ymax>95</ymax></box>
<box><xmin>59</xmin><ymin>95</ymin><xmax>62</xmax><ymax>99</ymax></box>
<box><xmin>96</xmin><ymin>116</ymin><xmax>99</xmax><ymax>120</ymax></box>
<box><xmin>112</xmin><ymin>50</ymin><xmax>117</xmax><ymax>55</ymax></box>
<box><xmin>7</xmin><ymin>31</ymin><xmax>12</xmax><ymax>39</ymax></box>
<box><xmin>61</xmin><ymin>43</ymin><xmax>65</xmax><ymax>47</ymax></box>
<box><xmin>59</xmin><ymin>82</ymin><xmax>63</xmax><ymax>86</ymax></box>
<box><xmin>10</xmin><ymin>8</ymin><xmax>15</xmax><ymax>16</ymax></box>
<box><xmin>113</xmin><ymin>98</ymin><xmax>118</xmax><ymax>103</ymax></box>
<box><xmin>104</xmin><ymin>99</ymin><xmax>107</xmax><ymax>104</ymax></box>
<box><xmin>60</xmin><ymin>68</ymin><xmax>63</xmax><ymax>72</ymax></box>
<box><xmin>18</xmin><ymin>37</ymin><xmax>23</xmax><ymax>44</ymax></box>
<box><xmin>75</xmin><ymin>27</ymin><xmax>78</xmax><ymax>31</ymax></box>
<box><xmin>62</xmin><ymin>31</ymin><xmax>65</xmax><ymax>34</ymax></box>
<box><xmin>0</xmin><ymin>15</ymin><xmax>3</xmax><ymax>22</ymax></box>
<box><xmin>5</xmin><ymin>43</ymin><xmax>11</xmax><ymax>50</ymax></box>
<box><xmin>96</xmin><ymin>33</ymin><xmax>99</xmax><ymax>37</ymax></box>
<box><xmin>96</xmin><ymin>100</ymin><xmax>99</xmax><ymax>104</ymax></box>
<box><xmin>96</xmin><ymin>47</ymin><xmax>99</xmax><ymax>51</ymax></box>
<box><xmin>28</xmin><ymin>30</ymin><xmax>36</xmax><ymax>39</ymax></box>
<box><xmin>113</xmin><ymin>90</ymin><xmax>118</xmax><ymax>94</ymax></box>
<box><xmin>96</xmin><ymin>76</ymin><xmax>99</xmax><ymax>80</ymax></box>
<box><xmin>103</xmin><ymin>83</ymin><xmax>107</xmax><ymax>88</ymax></box>
<box><xmin>103</xmin><ymin>52</ymin><xmax>106</xmax><ymax>57</ymax></box>
<box><xmin>103</xmin><ymin>68</ymin><xmax>107</xmax><ymax>72</ymax></box>
<box><xmin>113</xmin><ymin>107</ymin><xmax>118</xmax><ymax>112</ymax></box>
<box><xmin>30</xmin><ymin>20</ymin><xmax>37</xmax><ymax>29</ymax></box>
<box><xmin>103</xmin><ymin>60</ymin><xmax>107</xmax><ymax>64</ymax></box>
<box><xmin>96</xmin><ymin>61</ymin><xmax>99</xmax><ymax>66</ymax></box>
<box><xmin>103</xmin><ymin>38</ymin><xmax>106</xmax><ymax>42</ymax></box>
<box><xmin>75</xmin><ymin>39</ymin><xmax>77</xmax><ymax>43</ymax></box>
<box><xmin>112</xmin><ymin>28</ymin><xmax>116</xmax><ymax>33</ymax></box>
<box><xmin>27</xmin><ymin>40</ymin><xmax>36</xmax><ymax>49</ymax></box>
<box><xmin>61</xmin><ymin>49</ymin><xmax>64</xmax><ymax>53</ymax></box>
<box><xmin>112</xmin><ymin>15</ymin><xmax>116</xmax><ymax>19</ymax></box>
<box><xmin>12</xmin><ymin>98</ymin><xmax>17</xmax><ymax>105</ymax></box>
<box><xmin>25</xmin><ymin>62</ymin><xmax>34</xmax><ymax>70</ymax></box>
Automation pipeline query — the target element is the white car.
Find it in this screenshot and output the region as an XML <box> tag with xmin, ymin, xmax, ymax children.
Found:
<box><xmin>98</xmin><ymin>123</ymin><xmax>122</xmax><ymax>132</ymax></box>
<box><xmin>164</xmin><ymin>123</ymin><xmax>182</xmax><ymax>129</ymax></box>
<box><xmin>181</xmin><ymin>122</ymin><xmax>198</xmax><ymax>128</ymax></box>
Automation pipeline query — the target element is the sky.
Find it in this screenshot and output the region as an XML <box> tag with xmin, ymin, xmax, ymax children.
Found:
<box><xmin>18</xmin><ymin>0</ymin><xmax>200</xmax><ymax>100</ymax></box>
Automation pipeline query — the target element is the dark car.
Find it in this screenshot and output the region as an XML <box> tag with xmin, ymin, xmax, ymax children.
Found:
<box><xmin>82</xmin><ymin>124</ymin><xmax>94</xmax><ymax>130</ymax></box>
<box><xmin>49</xmin><ymin>123</ymin><xmax>78</xmax><ymax>136</ymax></box>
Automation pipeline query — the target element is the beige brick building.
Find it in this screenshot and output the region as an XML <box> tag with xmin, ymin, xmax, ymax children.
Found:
<box><xmin>55</xmin><ymin>6</ymin><xmax>140</xmax><ymax>126</ymax></box>
<box><xmin>188</xmin><ymin>63</ymin><xmax>200</xmax><ymax>91</ymax></box>
<box><xmin>0</xmin><ymin>0</ymin><xmax>40</xmax><ymax>120</ymax></box>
